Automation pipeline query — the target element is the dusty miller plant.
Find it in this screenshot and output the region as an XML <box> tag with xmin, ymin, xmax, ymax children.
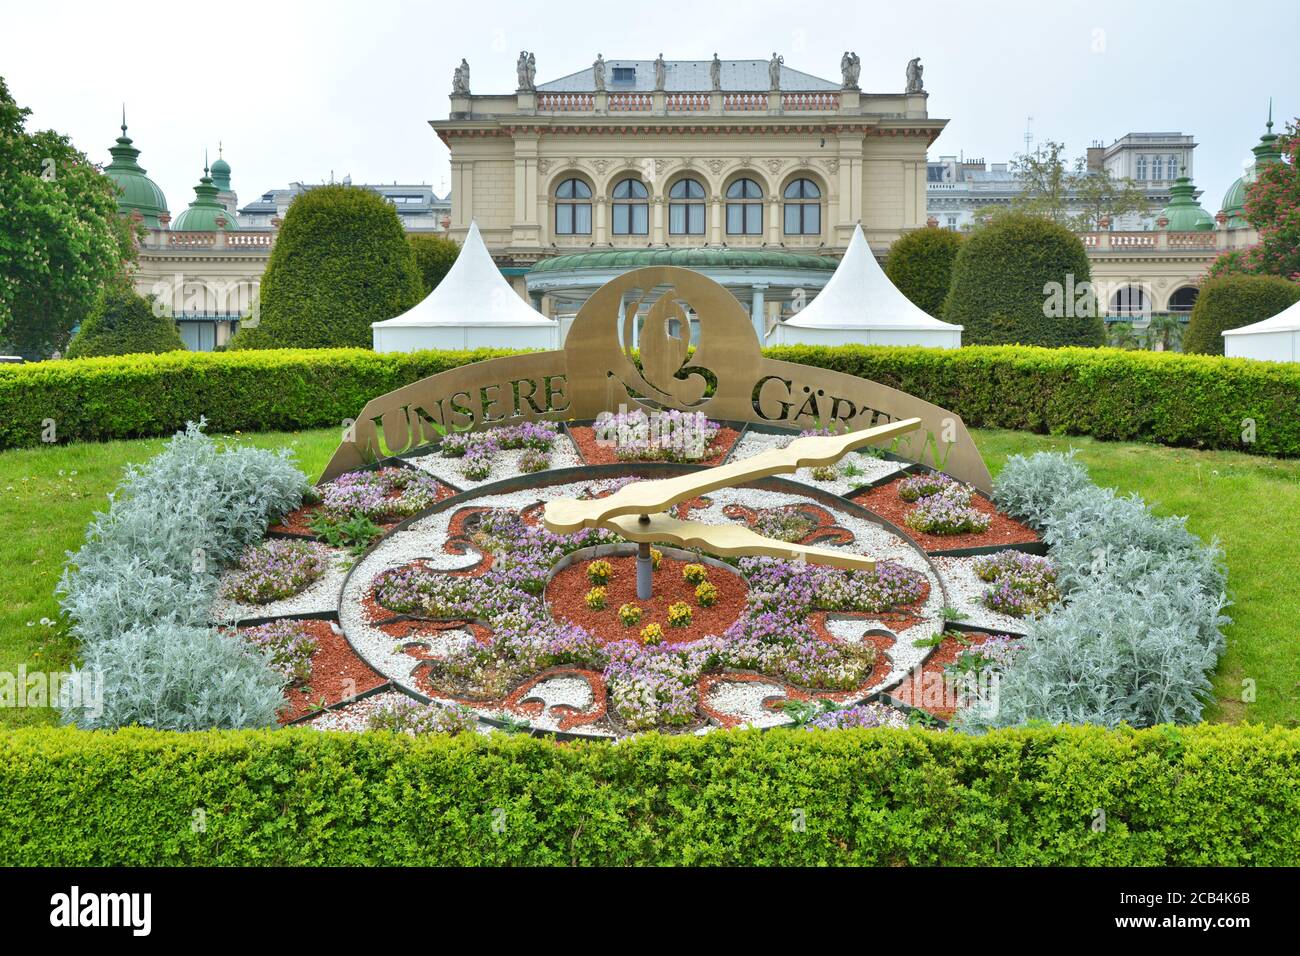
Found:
<box><xmin>958</xmin><ymin>452</ymin><xmax>1230</xmax><ymax>732</ymax></box>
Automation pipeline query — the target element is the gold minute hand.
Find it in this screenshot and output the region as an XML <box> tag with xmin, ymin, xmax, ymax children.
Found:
<box><xmin>543</xmin><ymin>417</ymin><xmax>922</xmax><ymax>535</ymax></box>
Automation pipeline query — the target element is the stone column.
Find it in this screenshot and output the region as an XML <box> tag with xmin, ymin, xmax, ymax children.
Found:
<box><xmin>750</xmin><ymin>284</ymin><xmax>768</xmax><ymax>340</ymax></box>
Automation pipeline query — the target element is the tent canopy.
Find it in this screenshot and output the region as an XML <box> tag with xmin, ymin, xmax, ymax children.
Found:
<box><xmin>1222</xmin><ymin>297</ymin><xmax>1300</xmax><ymax>363</ymax></box>
<box><xmin>373</xmin><ymin>221</ymin><xmax>554</xmax><ymax>329</ymax></box>
<box><xmin>771</xmin><ymin>224</ymin><xmax>962</xmax><ymax>348</ymax></box>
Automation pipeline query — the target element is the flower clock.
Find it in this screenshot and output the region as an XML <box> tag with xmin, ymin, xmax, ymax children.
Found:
<box><xmin>215</xmin><ymin>413</ymin><xmax>1052</xmax><ymax>736</ymax></box>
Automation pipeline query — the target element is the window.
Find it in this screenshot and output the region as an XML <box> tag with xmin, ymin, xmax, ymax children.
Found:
<box><xmin>611</xmin><ymin>178</ymin><xmax>649</xmax><ymax>235</ymax></box>
<box><xmin>1169</xmin><ymin>286</ymin><xmax>1199</xmax><ymax>313</ymax></box>
<box><xmin>1136</xmin><ymin>155</ymin><xmax>1148</xmax><ymax>181</ymax></box>
<box><xmin>726</xmin><ymin>178</ymin><xmax>763</xmax><ymax>235</ymax></box>
<box><xmin>612</xmin><ymin>66</ymin><xmax>636</xmax><ymax>84</ymax></box>
<box><xmin>1169</xmin><ymin>155</ymin><xmax>1182</xmax><ymax>179</ymax></box>
<box><xmin>668</xmin><ymin>178</ymin><xmax>705</xmax><ymax>235</ymax></box>
<box><xmin>1151</xmin><ymin>156</ymin><xmax>1163</xmax><ymax>181</ymax></box>
<box><xmin>946</xmin><ymin>215</ymin><xmax>957</xmax><ymax>229</ymax></box>
<box><xmin>554</xmin><ymin>178</ymin><xmax>592</xmax><ymax>235</ymax></box>
<box><xmin>782</xmin><ymin>178</ymin><xmax>821</xmax><ymax>235</ymax></box>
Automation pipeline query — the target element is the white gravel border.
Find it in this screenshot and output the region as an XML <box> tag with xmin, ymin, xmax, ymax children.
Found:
<box><xmin>729</xmin><ymin>430</ymin><xmax>904</xmax><ymax>495</ymax></box>
<box><xmin>929</xmin><ymin>555</ymin><xmax>1032</xmax><ymax>635</ymax></box>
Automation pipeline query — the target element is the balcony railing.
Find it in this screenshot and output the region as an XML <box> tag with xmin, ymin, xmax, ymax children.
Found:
<box><xmin>537</xmin><ymin>92</ymin><xmax>595</xmax><ymax>111</ymax></box>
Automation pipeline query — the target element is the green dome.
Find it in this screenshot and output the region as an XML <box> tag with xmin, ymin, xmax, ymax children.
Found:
<box><xmin>1160</xmin><ymin>170</ymin><xmax>1214</xmax><ymax>232</ymax></box>
<box><xmin>1220</xmin><ymin>106</ymin><xmax>1284</xmax><ymax>228</ymax></box>
<box><xmin>529</xmin><ymin>246</ymin><xmax>838</xmax><ymax>274</ymax></box>
<box><xmin>171</xmin><ymin>161</ymin><xmax>240</xmax><ymax>231</ymax></box>
<box><xmin>104</xmin><ymin>117</ymin><xmax>169</xmax><ymax>230</ymax></box>
<box><xmin>209</xmin><ymin>144</ymin><xmax>232</xmax><ymax>192</ymax></box>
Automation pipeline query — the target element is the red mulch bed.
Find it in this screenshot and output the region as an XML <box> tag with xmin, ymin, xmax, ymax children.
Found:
<box><xmin>890</xmin><ymin>630</ymin><xmax>994</xmax><ymax>720</ymax></box>
<box><xmin>546</xmin><ymin>554</ymin><xmax>748</xmax><ymax>644</ymax></box>
<box><xmin>262</xmin><ymin>619</ymin><xmax>387</xmax><ymax>723</ymax></box>
<box><xmin>851</xmin><ymin>476</ymin><xmax>1040</xmax><ymax>552</ymax></box>
<box><xmin>568</xmin><ymin>424</ymin><xmax>741</xmax><ymax>467</ymax></box>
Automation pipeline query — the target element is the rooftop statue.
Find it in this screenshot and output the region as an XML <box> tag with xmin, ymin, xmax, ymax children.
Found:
<box><xmin>768</xmin><ymin>52</ymin><xmax>783</xmax><ymax>90</ymax></box>
<box><xmin>905</xmin><ymin>56</ymin><xmax>924</xmax><ymax>93</ymax></box>
<box><xmin>841</xmin><ymin>51</ymin><xmax>861</xmax><ymax>89</ymax></box>
<box><xmin>593</xmin><ymin>54</ymin><xmax>606</xmax><ymax>91</ymax></box>
<box><xmin>710</xmin><ymin>53</ymin><xmax>721</xmax><ymax>91</ymax></box>
<box><xmin>452</xmin><ymin>58</ymin><xmax>470</xmax><ymax>95</ymax></box>
<box><xmin>654</xmin><ymin>53</ymin><xmax>666</xmax><ymax>91</ymax></box>
<box><xmin>517</xmin><ymin>51</ymin><xmax>536</xmax><ymax>91</ymax></box>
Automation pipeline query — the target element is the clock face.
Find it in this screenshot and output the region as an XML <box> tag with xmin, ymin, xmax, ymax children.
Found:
<box><xmin>221</xmin><ymin>413</ymin><xmax>1042</xmax><ymax>738</ymax></box>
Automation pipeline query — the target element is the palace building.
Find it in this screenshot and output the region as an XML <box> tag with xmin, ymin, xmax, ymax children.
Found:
<box><xmin>435</xmin><ymin>53</ymin><xmax>938</xmax><ymax>331</ymax></box>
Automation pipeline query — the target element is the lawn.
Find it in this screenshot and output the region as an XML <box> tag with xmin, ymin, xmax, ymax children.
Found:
<box><xmin>1</xmin><ymin>426</ymin><xmax>1296</xmax><ymax>728</ymax></box>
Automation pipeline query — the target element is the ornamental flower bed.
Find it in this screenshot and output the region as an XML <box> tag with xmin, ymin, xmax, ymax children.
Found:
<box><xmin>366</xmin><ymin>504</ymin><xmax>928</xmax><ymax>731</ymax></box>
<box><xmin>852</xmin><ymin>474</ymin><xmax>1039</xmax><ymax>552</ymax></box>
<box><xmin>572</xmin><ymin>410</ymin><xmax>739</xmax><ymax>466</ymax></box>
<box><xmin>221</xmin><ymin>539</ymin><xmax>330</xmax><ymax>605</ymax></box>
<box><xmin>973</xmin><ymin>550</ymin><xmax>1061</xmax><ymax>618</ymax></box>
<box><xmin>320</xmin><ymin>467</ymin><xmax>451</xmax><ymax>523</ymax></box>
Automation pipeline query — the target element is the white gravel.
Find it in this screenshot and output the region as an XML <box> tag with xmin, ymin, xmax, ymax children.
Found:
<box><xmin>729</xmin><ymin>430</ymin><xmax>904</xmax><ymax>495</ymax></box>
<box><xmin>406</xmin><ymin>434</ymin><xmax>582</xmax><ymax>489</ymax></box>
<box><xmin>302</xmin><ymin>690</ymin><xmax>495</xmax><ymax>736</ymax></box>
<box><xmin>929</xmin><ymin>555</ymin><xmax>1032</xmax><ymax>636</ymax></box>
<box><xmin>705</xmin><ymin>678</ymin><xmax>793</xmax><ymax>728</ymax></box>
<box><xmin>210</xmin><ymin>545</ymin><xmax>351</xmax><ymax>623</ymax></box>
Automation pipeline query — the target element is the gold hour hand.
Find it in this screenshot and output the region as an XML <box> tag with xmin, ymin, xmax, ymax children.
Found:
<box><xmin>543</xmin><ymin>417</ymin><xmax>921</xmax><ymax>534</ymax></box>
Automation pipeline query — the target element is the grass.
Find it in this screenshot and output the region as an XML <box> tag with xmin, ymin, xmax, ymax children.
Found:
<box><xmin>1</xmin><ymin>425</ymin><xmax>1296</xmax><ymax>728</ymax></box>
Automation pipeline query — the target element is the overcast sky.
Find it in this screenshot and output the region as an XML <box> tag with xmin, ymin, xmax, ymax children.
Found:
<box><xmin>3</xmin><ymin>0</ymin><xmax>1295</xmax><ymax>217</ymax></box>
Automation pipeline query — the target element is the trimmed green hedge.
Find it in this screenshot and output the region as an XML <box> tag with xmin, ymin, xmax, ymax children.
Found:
<box><xmin>1184</xmin><ymin>274</ymin><xmax>1300</xmax><ymax>356</ymax></box>
<box><xmin>1</xmin><ymin>344</ymin><xmax>1298</xmax><ymax>457</ymax></box>
<box><xmin>1</xmin><ymin>724</ymin><xmax>1296</xmax><ymax>865</ymax></box>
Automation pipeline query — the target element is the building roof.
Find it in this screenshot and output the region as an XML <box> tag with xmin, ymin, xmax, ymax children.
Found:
<box><xmin>172</xmin><ymin>160</ymin><xmax>240</xmax><ymax>231</ymax></box>
<box><xmin>210</xmin><ymin>143</ymin><xmax>232</xmax><ymax>192</ymax></box>
<box><xmin>537</xmin><ymin>59</ymin><xmax>838</xmax><ymax>93</ymax></box>
<box><xmin>239</xmin><ymin>181</ymin><xmax>447</xmax><ymax>216</ymax></box>
<box><xmin>104</xmin><ymin>114</ymin><xmax>169</xmax><ymax>229</ymax></box>
<box><xmin>1159</xmin><ymin>170</ymin><xmax>1214</xmax><ymax>232</ymax></box>
<box><xmin>529</xmin><ymin>246</ymin><xmax>837</xmax><ymax>274</ymax></box>
<box><xmin>782</xmin><ymin>224</ymin><xmax>963</xmax><ymax>332</ymax></box>
<box><xmin>373</xmin><ymin>221</ymin><xmax>552</xmax><ymax>328</ymax></box>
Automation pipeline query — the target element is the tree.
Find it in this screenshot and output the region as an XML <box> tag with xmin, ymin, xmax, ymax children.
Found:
<box><xmin>1010</xmin><ymin>140</ymin><xmax>1148</xmax><ymax>230</ymax></box>
<box><xmin>0</xmin><ymin>76</ymin><xmax>135</xmax><ymax>358</ymax></box>
<box><xmin>230</xmin><ymin>185</ymin><xmax>422</xmax><ymax>349</ymax></box>
<box><xmin>66</xmin><ymin>280</ymin><xmax>185</xmax><ymax>358</ymax></box>
<box><xmin>944</xmin><ymin>212</ymin><xmax>1104</xmax><ymax>347</ymax></box>
<box><xmin>1208</xmin><ymin>118</ymin><xmax>1300</xmax><ymax>280</ymax></box>
<box><xmin>884</xmin><ymin>226</ymin><xmax>962</xmax><ymax>317</ymax></box>
<box><xmin>1183</xmin><ymin>274</ymin><xmax>1300</xmax><ymax>355</ymax></box>
<box><xmin>408</xmin><ymin>233</ymin><xmax>460</xmax><ymax>297</ymax></box>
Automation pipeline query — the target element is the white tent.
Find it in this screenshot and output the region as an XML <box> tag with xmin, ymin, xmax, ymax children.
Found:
<box><xmin>1222</xmin><ymin>298</ymin><xmax>1300</xmax><ymax>363</ymax></box>
<box><xmin>769</xmin><ymin>224</ymin><xmax>962</xmax><ymax>348</ymax></box>
<box><xmin>372</xmin><ymin>221</ymin><xmax>558</xmax><ymax>351</ymax></box>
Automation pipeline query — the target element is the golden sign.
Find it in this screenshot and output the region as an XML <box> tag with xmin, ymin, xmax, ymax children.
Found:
<box><xmin>319</xmin><ymin>266</ymin><xmax>992</xmax><ymax>491</ymax></box>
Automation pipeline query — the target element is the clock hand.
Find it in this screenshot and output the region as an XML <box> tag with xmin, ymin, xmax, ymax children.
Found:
<box><xmin>543</xmin><ymin>417</ymin><xmax>921</xmax><ymax>534</ymax></box>
<box><xmin>603</xmin><ymin>512</ymin><xmax>879</xmax><ymax>571</ymax></box>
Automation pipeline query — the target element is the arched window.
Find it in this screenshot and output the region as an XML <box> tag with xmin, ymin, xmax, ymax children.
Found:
<box><xmin>1168</xmin><ymin>286</ymin><xmax>1199</xmax><ymax>313</ymax></box>
<box><xmin>782</xmin><ymin>178</ymin><xmax>821</xmax><ymax>235</ymax></box>
<box><xmin>611</xmin><ymin>178</ymin><xmax>649</xmax><ymax>235</ymax></box>
<box><xmin>554</xmin><ymin>178</ymin><xmax>592</xmax><ymax>235</ymax></box>
<box><xmin>1109</xmin><ymin>285</ymin><xmax>1150</xmax><ymax>317</ymax></box>
<box><xmin>669</xmin><ymin>178</ymin><xmax>706</xmax><ymax>235</ymax></box>
<box><xmin>726</xmin><ymin>178</ymin><xmax>763</xmax><ymax>235</ymax></box>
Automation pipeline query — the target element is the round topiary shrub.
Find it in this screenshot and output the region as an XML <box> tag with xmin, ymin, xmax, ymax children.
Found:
<box><xmin>884</xmin><ymin>226</ymin><xmax>963</xmax><ymax>317</ymax></box>
<box><xmin>1183</xmin><ymin>274</ymin><xmax>1300</xmax><ymax>355</ymax></box>
<box><xmin>408</xmin><ymin>233</ymin><xmax>460</xmax><ymax>296</ymax></box>
<box><xmin>65</xmin><ymin>282</ymin><xmax>185</xmax><ymax>358</ymax></box>
<box><xmin>232</xmin><ymin>184</ymin><xmax>422</xmax><ymax>349</ymax></box>
<box><xmin>944</xmin><ymin>213</ymin><xmax>1103</xmax><ymax>347</ymax></box>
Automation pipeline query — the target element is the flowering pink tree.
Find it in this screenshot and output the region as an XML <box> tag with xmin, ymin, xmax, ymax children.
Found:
<box><xmin>1208</xmin><ymin>118</ymin><xmax>1300</xmax><ymax>281</ymax></box>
